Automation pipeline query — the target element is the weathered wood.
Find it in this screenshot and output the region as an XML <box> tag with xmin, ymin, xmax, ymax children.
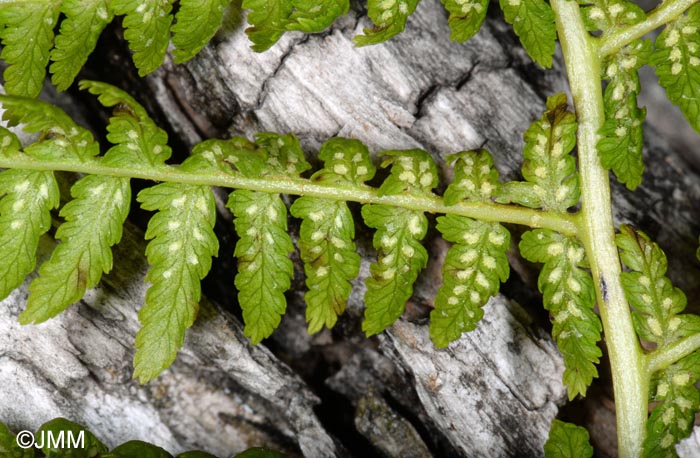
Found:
<box><xmin>0</xmin><ymin>223</ymin><xmax>341</xmax><ymax>457</ymax></box>
<box><xmin>2</xmin><ymin>0</ymin><xmax>700</xmax><ymax>456</ymax></box>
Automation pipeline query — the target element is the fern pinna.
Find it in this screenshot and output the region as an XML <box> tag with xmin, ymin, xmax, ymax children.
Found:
<box><xmin>0</xmin><ymin>82</ymin><xmax>586</xmax><ymax>389</ymax></box>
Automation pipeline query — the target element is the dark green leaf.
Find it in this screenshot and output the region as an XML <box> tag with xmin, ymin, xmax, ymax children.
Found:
<box><xmin>544</xmin><ymin>419</ymin><xmax>593</xmax><ymax>458</ymax></box>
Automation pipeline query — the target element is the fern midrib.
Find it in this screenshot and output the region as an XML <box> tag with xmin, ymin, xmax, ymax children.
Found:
<box><xmin>0</xmin><ymin>156</ymin><xmax>580</xmax><ymax>237</ymax></box>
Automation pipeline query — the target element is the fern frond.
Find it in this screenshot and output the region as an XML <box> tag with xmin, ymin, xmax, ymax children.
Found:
<box><xmin>227</xmin><ymin>133</ymin><xmax>310</xmax><ymax>343</ymax></box>
<box><xmin>0</xmin><ymin>1</ymin><xmax>60</xmax><ymax>97</ymax></box>
<box><xmin>520</xmin><ymin>229</ymin><xmax>602</xmax><ymax>399</ymax></box>
<box><xmin>290</xmin><ymin>138</ymin><xmax>375</xmax><ymax>333</ymax></box>
<box><xmin>616</xmin><ymin>225</ymin><xmax>694</xmax><ymax>349</ymax></box>
<box><xmin>354</xmin><ymin>0</ymin><xmax>420</xmax><ymax>47</ymax></box>
<box><xmin>20</xmin><ymin>176</ymin><xmax>131</xmax><ymax>324</ymax></box>
<box><xmin>362</xmin><ymin>149</ymin><xmax>437</xmax><ymax>336</ymax></box>
<box><xmin>111</xmin><ymin>0</ymin><xmax>175</xmax><ymax>76</ymax></box>
<box><xmin>652</xmin><ymin>4</ymin><xmax>700</xmax><ymax>133</ymax></box>
<box><xmin>0</xmin><ymin>167</ymin><xmax>60</xmax><ymax>301</ymax></box>
<box><xmin>172</xmin><ymin>0</ymin><xmax>231</xmax><ymax>63</ymax></box>
<box><xmin>0</xmin><ymin>96</ymin><xmax>100</xmax><ymax>161</ymax></box>
<box><xmin>498</xmin><ymin>93</ymin><xmax>579</xmax><ymax>212</ymax></box>
<box><xmin>498</xmin><ymin>0</ymin><xmax>556</xmax><ymax>68</ymax></box>
<box><xmin>135</xmin><ymin>179</ymin><xmax>218</xmax><ymax>382</ymax></box>
<box><xmin>645</xmin><ymin>351</ymin><xmax>700</xmax><ymax>457</ymax></box>
<box><xmin>439</xmin><ymin>0</ymin><xmax>489</xmax><ymax>42</ymax></box>
<box><xmin>49</xmin><ymin>0</ymin><xmax>113</xmax><ymax>91</ymax></box>
<box><xmin>431</xmin><ymin>150</ymin><xmax>510</xmax><ymax>347</ymax></box>
<box><xmin>79</xmin><ymin>80</ymin><xmax>173</xmax><ymax>166</ymax></box>
<box><xmin>598</xmin><ymin>39</ymin><xmax>651</xmax><ymax>190</ymax></box>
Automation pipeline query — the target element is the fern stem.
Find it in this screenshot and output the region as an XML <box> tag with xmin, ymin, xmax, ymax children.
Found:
<box><xmin>0</xmin><ymin>156</ymin><xmax>579</xmax><ymax>235</ymax></box>
<box><xmin>553</xmin><ymin>1</ymin><xmax>647</xmax><ymax>457</ymax></box>
<box><xmin>597</xmin><ymin>0</ymin><xmax>697</xmax><ymax>59</ymax></box>
<box><xmin>647</xmin><ymin>333</ymin><xmax>700</xmax><ymax>375</ymax></box>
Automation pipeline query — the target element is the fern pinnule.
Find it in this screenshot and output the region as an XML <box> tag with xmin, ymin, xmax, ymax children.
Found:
<box><xmin>645</xmin><ymin>351</ymin><xmax>700</xmax><ymax>457</ymax></box>
<box><xmin>290</xmin><ymin>138</ymin><xmax>375</xmax><ymax>334</ymax></box>
<box><xmin>79</xmin><ymin>80</ymin><xmax>173</xmax><ymax>167</ymax></box>
<box><xmin>111</xmin><ymin>0</ymin><xmax>175</xmax><ymax>77</ymax></box>
<box><xmin>135</xmin><ymin>178</ymin><xmax>219</xmax><ymax>382</ymax></box>
<box><xmin>0</xmin><ymin>1</ymin><xmax>60</xmax><ymax>98</ymax></box>
<box><xmin>50</xmin><ymin>0</ymin><xmax>113</xmax><ymax>92</ymax></box>
<box><xmin>497</xmin><ymin>93</ymin><xmax>579</xmax><ymax>212</ymax></box>
<box><xmin>616</xmin><ymin>225</ymin><xmax>696</xmax><ymax>348</ymax></box>
<box><xmin>520</xmin><ymin>229</ymin><xmax>601</xmax><ymax>399</ymax></box>
<box><xmin>172</xmin><ymin>0</ymin><xmax>231</xmax><ymax>63</ymax></box>
<box><xmin>20</xmin><ymin>175</ymin><xmax>131</xmax><ymax>325</ymax></box>
<box><xmin>431</xmin><ymin>150</ymin><xmax>511</xmax><ymax>348</ymax></box>
<box><xmin>362</xmin><ymin>149</ymin><xmax>437</xmax><ymax>336</ymax></box>
<box><xmin>226</xmin><ymin>133</ymin><xmax>311</xmax><ymax>344</ymax></box>
<box><xmin>597</xmin><ymin>39</ymin><xmax>650</xmax><ymax>190</ymax></box>
<box><xmin>0</xmin><ymin>129</ymin><xmax>60</xmax><ymax>302</ymax></box>
<box><xmin>354</xmin><ymin>0</ymin><xmax>420</xmax><ymax>47</ymax></box>
<box><xmin>651</xmin><ymin>3</ymin><xmax>700</xmax><ymax>133</ymax></box>
<box><xmin>613</xmin><ymin>225</ymin><xmax>700</xmax><ymax>453</ymax></box>
<box><xmin>440</xmin><ymin>0</ymin><xmax>490</xmax><ymax>42</ymax></box>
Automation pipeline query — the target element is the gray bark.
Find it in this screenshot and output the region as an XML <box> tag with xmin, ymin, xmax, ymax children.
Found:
<box><xmin>2</xmin><ymin>0</ymin><xmax>700</xmax><ymax>457</ymax></box>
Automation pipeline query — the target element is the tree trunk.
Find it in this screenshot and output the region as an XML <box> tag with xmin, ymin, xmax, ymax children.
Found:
<box><xmin>2</xmin><ymin>0</ymin><xmax>700</xmax><ymax>457</ymax></box>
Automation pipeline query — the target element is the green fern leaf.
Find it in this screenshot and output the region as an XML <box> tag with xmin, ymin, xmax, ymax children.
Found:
<box><xmin>0</xmin><ymin>95</ymin><xmax>100</xmax><ymax>161</ymax></box>
<box><xmin>0</xmin><ymin>169</ymin><xmax>60</xmax><ymax>301</ymax></box>
<box><xmin>362</xmin><ymin>149</ymin><xmax>436</xmax><ymax>335</ymax></box>
<box><xmin>135</xmin><ymin>181</ymin><xmax>218</xmax><ymax>382</ymax></box>
<box><xmin>544</xmin><ymin>419</ymin><xmax>594</xmax><ymax>458</ymax></box>
<box><xmin>598</xmin><ymin>40</ymin><xmax>651</xmax><ymax>190</ymax></box>
<box><xmin>228</xmin><ymin>190</ymin><xmax>294</xmax><ymax>343</ymax></box>
<box><xmin>497</xmin><ymin>93</ymin><xmax>579</xmax><ymax>212</ymax></box>
<box><xmin>191</xmin><ymin>137</ymin><xmax>267</xmax><ymax>175</ymax></box>
<box><xmin>172</xmin><ymin>0</ymin><xmax>231</xmax><ymax>63</ymax></box>
<box><xmin>79</xmin><ymin>80</ymin><xmax>172</xmax><ymax>166</ymax></box>
<box><xmin>353</xmin><ymin>0</ymin><xmax>421</xmax><ymax>47</ymax></box>
<box><xmin>257</xmin><ymin>133</ymin><xmax>311</xmax><ymax>175</ymax></box>
<box><xmin>290</xmin><ymin>138</ymin><xmax>374</xmax><ymax>333</ymax></box>
<box><xmin>0</xmin><ymin>126</ymin><xmax>21</xmax><ymax>157</ymax></box>
<box><xmin>431</xmin><ymin>216</ymin><xmax>510</xmax><ymax>347</ymax></box>
<box><xmin>286</xmin><ymin>0</ymin><xmax>350</xmax><ymax>33</ymax></box>
<box><xmin>616</xmin><ymin>225</ymin><xmax>693</xmax><ymax>348</ymax></box>
<box><xmin>112</xmin><ymin>0</ymin><xmax>175</xmax><ymax>76</ymax></box>
<box><xmin>520</xmin><ymin>229</ymin><xmax>602</xmax><ymax>399</ymax></box>
<box><xmin>443</xmin><ymin>149</ymin><xmax>500</xmax><ymax>206</ymax></box>
<box><xmin>362</xmin><ymin>205</ymin><xmax>429</xmax><ymax>335</ymax></box>
<box><xmin>291</xmin><ymin>197</ymin><xmax>359</xmax><ymax>333</ymax></box>
<box><xmin>431</xmin><ymin>150</ymin><xmax>510</xmax><ymax>347</ymax></box>
<box><xmin>580</xmin><ymin>0</ymin><xmax>646</xmax><ymax>34</ymax></box>
<box><xmin>498</xmin><ymin>0</ymin><xmax>556</xmax><ymax>68</ymax></box>
<box><xmin>645</xmin><ymin>351</ymin><xmax>700</xmax><ymax>457</ymax></box>
<box><xmin>652</xmin><ymin>4</ymin><xmax>700</xmax><ymax>132</ymax></box>
<box><xmin>0</xmin><ymin>1</ymin><xmax>60</xmax><ymax>97</ymax></box>
<box><xmin>0</xmin><ymin>421</ymin><xmax>33</xmax><ymax>458</ymax></box>
<box><xmin>37</xmin><ymin>418</ymin><xmax>108</xmax><ymax>457</ymax></box>
<box><xmin>226</xmin><ymin>133</ymin><xmax>309</xmax><ymax>343</ymax></box>
<box><xmin>49</xmin><ymin>0</ymin><xmax>113</xmax><ymax>91</ymax></box>
<box><xmin>439</xmin><ymin>0</ymin><xmax>489</xmax><ymax>42</ymax></box>
<box><xmin>242</xmin><ymin>0</ymin><xmax>294</xmax><ymax>52</ymax></box>
<box><xmin>20</xmin><ymin>176</ymin><xmax>131</xmax><ymax>324</ymax></box>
